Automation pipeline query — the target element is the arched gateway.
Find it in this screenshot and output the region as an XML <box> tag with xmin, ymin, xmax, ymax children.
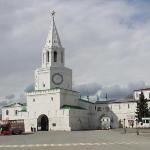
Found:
<box><xmin>37</xmin><ymin>114</ymin><xmax>49</xmax><ymax>131</ymax></box>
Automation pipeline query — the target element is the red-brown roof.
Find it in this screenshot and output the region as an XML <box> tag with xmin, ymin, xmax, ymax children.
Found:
<box><xmin>134</xmin><ymin>88</ymin><xmax>150</xmax><ymax>92</ymax></box>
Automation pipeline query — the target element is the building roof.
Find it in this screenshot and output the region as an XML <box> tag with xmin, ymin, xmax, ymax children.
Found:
<box><xmin>79</xmin><ymin>99</ymin><xmax>94</xmax><ymax>104</ymax></box>
<box><xmin>61</xmin><ymin>105</ymin><xmax>86</xmax><ymax>110</ymax></box>
<box><xmin>95</xmin><ymin>98</ymin><xmax>136</xmax><ymax>104</ymax></box>
<box><xmin>134</xmin><ymin>88</ymin><xmax>150</xmax><ymax>92</ymax></box>
<box><xmin>3</xmin><ymin>103</ymin><xmax>26</xmax><ymax>108</ymax></box>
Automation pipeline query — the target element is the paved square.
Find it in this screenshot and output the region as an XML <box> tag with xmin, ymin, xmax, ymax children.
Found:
<box><xmin>0</xmin><ymin>129</ymin><xmax>150</xmax><ymax>150</ymax></box>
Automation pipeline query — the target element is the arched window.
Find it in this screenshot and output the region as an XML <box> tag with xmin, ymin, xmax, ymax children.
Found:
<box><xmin>6</xmin><ymin>110</ymin><xmax>9</xmax><ymax>115</ymax></box>
<box><xmin>43</xmin><ymin>82</ymin><xmax>45</xmax><ymax>87</ymax></box>
<box><xmin>43</xmin><ymin>54</ymin><xmax>44</xmax><ymax>64</ymax></box>
<box><xmin>46</xmin><ymin>51</ymin><xmax>49</xmax><ymax>62</ymax></box>
<box><xmin>61</xmin><ymin>52</ymin><xmax>63</xmax><ymax>63</ymax></box>
<box><xmin>15</xmin><ymin>110</ymin><xmax>18</xmax><ymax>115</ymax></box>
<box><xmin>54</xmin><ymin>51</ymin><xmax>57</xmax><ymax>62</ymax></box>
<box><xmin>128</xmin><ymin>104</ymin><xmax>130</xmax><ymax>109</ymax></box>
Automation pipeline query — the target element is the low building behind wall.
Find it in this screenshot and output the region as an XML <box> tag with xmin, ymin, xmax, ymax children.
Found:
<box><xmin>95</xmin><ymin>99</ymin><xmax>138</xmax><ymax>128</ymax></box>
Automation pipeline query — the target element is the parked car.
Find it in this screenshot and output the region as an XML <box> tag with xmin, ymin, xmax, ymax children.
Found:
<box><xmin>11</xmin><ymin>128</ymin><xmax>24</xmax><ymax>135</ymax></box>
<box><xmin>0</xmin><ymin>120</ymin><xmax>24</xmax><ymax>135</ymax></box>
<box><xmin>0</xmin><ymin>125</ymin><xmax>11</xmax><ymax>135</ymax></box>
<box><xmin>0</xmin><ymin>121</ymin><xmax>24</xmax><ymax>135</ymax></box>
<box><xmin>0</xmin><ymin>130</ymin><xmax>11</xmax><ymax>135</ymax></box>
<box><xmin>142</xmin><ymin>118</ymin><xmax>150</xmax><ymax>128</ymax></box>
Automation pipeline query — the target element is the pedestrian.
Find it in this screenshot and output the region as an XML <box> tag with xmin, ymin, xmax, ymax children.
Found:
<box><xmin>31</xmin><ymin>126</ymin><xmax>33</xmax><ymax>132</ymax></box>
<box><xmin>131</xmin><ymin>122</ymin><xmax>134</xmax><ymax>128</ymax></box>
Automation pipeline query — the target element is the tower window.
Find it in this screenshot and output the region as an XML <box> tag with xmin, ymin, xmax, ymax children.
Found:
<box><xmin>46</xmin><ymin>51</ymin><xmax>49</xmax><ymax>62</ymax></box>
<box><xmin>6</xmin><ymin>110</ymin><xmax>9</xmax><ymax>115</ymax></box>
<box><xmin>52</xmin><ymin>123</ymin><xmax>56</xmax><ymax>126</ymax></box>
<box><xmin>54</xmin><ymin>51</ymin><xmax>57</xmax><ymax>62</ymax></box>
<box><xmin>43</xmin><ymin>54</ymin><xmax>44</xmax><ymax>64</ymax></box>
<box><xmin>97</xmin><ymin>107</ymin><xmax>101</xmax><ymax>111</ymax></box>
<box><xmin>43</xmin><ymin>83</ymin><xmax>45</xmax><ymax>87</ymax></box>
<box><xmin>128</xmin><ymin>104</ymin><xmax>130</xmax><ymax>109</ymax></box>
<box><xmin>119</xmin><ymin>104</ymin><xmax>121</xmax><ymax>110</ymax></box>
<box><xmin>61</xmin><ymin>52</ymin><xmax>63</xmax><ymax>63</ymax></box>
<box><xmin>15</xmin><ymin>110</ymin><xmax>18</xmax><ymax>115</ymax></box>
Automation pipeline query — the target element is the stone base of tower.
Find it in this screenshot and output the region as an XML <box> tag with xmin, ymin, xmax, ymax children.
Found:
<box><xmin>23</xmin><ymin>109</ymin><xmax>71</xmax><ymax>132</ymax></box>
<box><xmin>22</xmin><ymin>88</ymin><xmax>96</xmax><ymax>132</ymax></box>
<box><xmin>23</xmin><ymin>108</ymin><xmax>96</xmax><ymax>132</ymax></box>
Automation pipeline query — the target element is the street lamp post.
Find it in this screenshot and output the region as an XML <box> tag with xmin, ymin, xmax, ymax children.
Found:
<box><xmin>136</xmin><ymin>119</ymin><xmax>139</xmax><ymax>135</ymax></box>
<box><xmin>123</xmin><ymin>118</ymin><xmax>126</xmax><ymax>134</ymax></box>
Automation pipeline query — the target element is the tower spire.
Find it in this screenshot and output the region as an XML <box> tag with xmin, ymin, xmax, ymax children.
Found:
<box><xmin>44</xmin><ymin>10</ymin><xmax>62</xmax><ymax>48</ymax></box>
<box><xmin>42</xmin><ymin>11</ymin><xmax>64</xmax><ymax>68</ymax></box>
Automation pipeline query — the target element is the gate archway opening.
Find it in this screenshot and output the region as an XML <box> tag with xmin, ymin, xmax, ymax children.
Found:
<box><xmin>37</xmin><ymin>114</ymin><xmax>49</xmax><ymax>131</ymax></box>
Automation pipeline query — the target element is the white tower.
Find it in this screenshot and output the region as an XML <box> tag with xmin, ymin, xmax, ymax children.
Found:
<box><xmin>35</xmin><ymin>11</ymin><xmax>72</xmax><ymax>91</ymax></box>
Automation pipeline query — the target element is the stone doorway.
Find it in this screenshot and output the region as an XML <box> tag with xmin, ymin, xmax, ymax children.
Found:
<box><xmin>37</xmin><ymin>114</ymin><xmax>49</xmax><ymax>131</ymax></box>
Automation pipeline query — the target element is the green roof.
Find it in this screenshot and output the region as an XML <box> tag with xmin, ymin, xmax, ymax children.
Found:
<box><xmin>61</xmin><ymin>105</ymin><xmax>86</xmax><ymax>110</ymax></box>
<box><xmin>20</xmin><ymin>105</ymin><xmax>27</xmax><ymax>112</ymax></box>
<box><xmin>18</xmin><ymin>109</ymin><xmax>27</xmax><ymax>112</ymax></box>
<box><xmin>3</xmin><ymin>103</ymin><xmax>26</xmax><ymax>108</ymax></box>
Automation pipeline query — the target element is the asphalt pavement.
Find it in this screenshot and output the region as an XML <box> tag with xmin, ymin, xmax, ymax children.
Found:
<box><xmin>0</xmin><ymin>129</ymin><xmax>150</xmax><ymax>150</ymax></box>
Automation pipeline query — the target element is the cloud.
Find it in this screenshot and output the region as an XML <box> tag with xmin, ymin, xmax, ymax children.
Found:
<box><xmin>100</xmin><ymin>81</ymin><xmax>148</xmax><ymax>100</ymax></box>
<box><xmin>1</xmin><ymin>0</ymin><xmax>150</xmax><ymax>99</ymax></box>
<box><xmin>17</xmin><ymin>94</ymin><xmax>26</xmax><ymax>103</ymax></box>
<box><xmin>0</xmin><ymin>101</ymin><xmax>7</xmax><ymax>112</ymax></box>
<box><xmin>5</xmin><ymin>94</ymin><xmax>15</xmax><ymax>100</ymax></box>
<box><xmin>75</xmin><ymin>81</ymin><xmax>149</xmax><ymax>100</ymax></box>
<box><xmin>74</xmin><ymin>83</ymin><xmax>102</xmax><ymax>96</ymax></box>
<box><xmin>24</xmin><ymin>84</ymin><xmax>34</xmax><ymax>93</ymax></box>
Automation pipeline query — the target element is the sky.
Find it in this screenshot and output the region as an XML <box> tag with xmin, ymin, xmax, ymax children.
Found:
<box><xmin>1</xmin><ymin>0</ymin><xmax>150</xmax><ymax>101</ymax></box>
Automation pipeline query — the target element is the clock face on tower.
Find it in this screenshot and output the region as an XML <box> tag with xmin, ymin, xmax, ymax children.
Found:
<box><xmin>52</xmin><ymin>73</ymin><xmax>63</xmax><ymax>85</ymax></box>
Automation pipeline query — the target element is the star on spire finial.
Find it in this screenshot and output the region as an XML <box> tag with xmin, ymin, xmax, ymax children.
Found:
<box><xmin>51</xmin><ymin>10</ymin><xmax>56</xmax><ymax>18</ymax></box>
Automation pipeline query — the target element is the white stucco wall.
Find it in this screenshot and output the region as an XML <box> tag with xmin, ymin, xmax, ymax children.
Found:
<box><xmin>69</xmin><ymin>109</ymin><xmax>89</xmax><ymax>130</ymax></box>
<box><xmin>109</xmin><ymin>102</ymin><xmax>137</xmax><ymax>128</ymax></box>
<box><xmin>95</xmin><ymin>101</ymin><xmax>138</xmax><ymax>128</ymax></box>
<box><xmin>2</xmin><ymin>104</ymin><xmax>27</xmax><ymax>121</ymax></box>
<box><xmin>26</xmin><ymin>89</ymin><xmax>61</xmax><ymax>114</ymax></box>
